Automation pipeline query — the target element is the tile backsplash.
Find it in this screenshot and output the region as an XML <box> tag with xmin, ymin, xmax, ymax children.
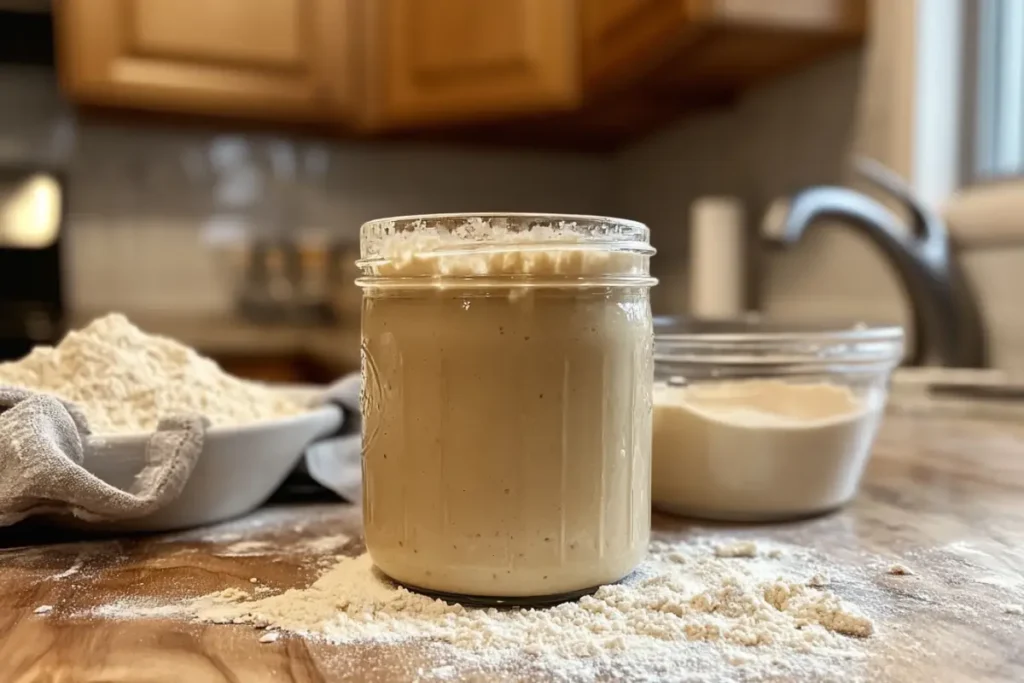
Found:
<box><xmin>65</xmin><ymin>131</ymin><xmax>616</xmax><ymax>315</ymax></box>
<box><xmin>28</xmin><ymin>61</ymin><xmax>617</xmax><ymax>317</ymax></box>
<box><xmin>0</xmin><ymin>66</ymin><xmax>73</xmax><ymax>166</ymax></box>
<box><xmin>69</xmin><ymin>126</ymin><xmax>617</xmax><ymax>229</ymax></box>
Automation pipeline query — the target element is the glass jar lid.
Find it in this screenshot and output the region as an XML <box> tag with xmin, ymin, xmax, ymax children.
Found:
<box><xmin>357</xmin><ymin>213</ymin><xmax>656</xmax><ymax>287</ymax></box>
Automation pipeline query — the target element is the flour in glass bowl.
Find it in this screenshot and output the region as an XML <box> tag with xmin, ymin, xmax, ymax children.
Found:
<box><xmin>0</xmin><ymin>314</ymin><xmax>306</xmax><ymax>434</ymax></box>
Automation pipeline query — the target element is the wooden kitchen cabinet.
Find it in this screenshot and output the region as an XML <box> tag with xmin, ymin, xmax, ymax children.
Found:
<box><xmin>360</xmin><ymin>0</ymin><xmax>580</xmax><ymax>129</ymax></box>
<box><xmin>583</xmin><ymin>0</ymin><xmax>866</xmax><ymax>94</ymax></box>
<box><xmin>56</xmin><ymin>0</ymin><xmax>358</xmax><ymax>123</ymax></box>
<box><xmin>582</xmin><ymin>0</ymin><xmax>693</xmax><ymax>91</ymax></box>
<box><xmin>55</xmin><ymin>0</ymin><xmax>866</xmax><ymax>146</ymax></box>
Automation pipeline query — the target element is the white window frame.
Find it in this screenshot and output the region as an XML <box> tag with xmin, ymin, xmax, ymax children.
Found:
<box><xmin>870</xmin><ymin>0</ymin><xmax>965</xmax><ymax>209</ymax></box>
<box><xmin>973</xmin><ymin>0</ymin><xmax>1024</xmax><ymax>180</ymax></box>
<box><xmin>887</xmin><ymin>0</ymin><xmax>1024</xmax><ymax>246</ymax></box>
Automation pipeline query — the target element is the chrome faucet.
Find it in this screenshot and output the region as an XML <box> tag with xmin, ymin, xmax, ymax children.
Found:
<box><xmin>763</xmin><ymin>159</ymin><xmax>987</xmax><ymax>368</ymax></box>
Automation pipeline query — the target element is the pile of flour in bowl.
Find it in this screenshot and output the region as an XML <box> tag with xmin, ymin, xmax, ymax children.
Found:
<box><xmin>0</xmin><ymin>313</ymin><xmax>306</xmax><ymax>434</ymax></box>
<box><xmin>181</xmin><ymin>538</ymin><xmax>878</xmax><ymax>681</ymax></box>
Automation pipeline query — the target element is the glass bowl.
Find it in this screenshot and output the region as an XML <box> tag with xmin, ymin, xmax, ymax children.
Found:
<box><xmin>651</xmin><ymin>316</ymin><xmax>904</xmax><ymax>521</ymax></box>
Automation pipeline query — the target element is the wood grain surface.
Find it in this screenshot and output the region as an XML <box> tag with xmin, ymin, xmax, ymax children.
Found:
<box><xmin>1</xmin><ymin>412</ymin><xmax>1023</xmax><ymax>682</ymax></box>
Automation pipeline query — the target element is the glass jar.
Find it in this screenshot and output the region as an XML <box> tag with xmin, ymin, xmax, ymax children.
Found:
<box><xmin>651</xmin><ymin>317</ymin><xmax>904</xmax><ymax>521</ymax></box>
<box><xmin>357</xmin><ymin>213</ymin><xmax>657</xmax><ymax>603</ymax></box>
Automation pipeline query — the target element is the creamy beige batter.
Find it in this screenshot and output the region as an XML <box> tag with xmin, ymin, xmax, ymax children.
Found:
<box><xmin>359</xmin><ymin>233</ymin><xmax>654</xmax><ymax>598</ymax></box>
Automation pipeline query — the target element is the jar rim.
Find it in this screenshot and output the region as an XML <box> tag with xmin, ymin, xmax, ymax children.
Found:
<box><xmin>359</xmin><ymin>213</ymin><xmax>652</xmax><ymax>259</ymax></box>
<box><xmin>357</xmin><ymin>213</ymin><xmax>655</xmax><ymax>286</ymax></box>
<box><xmin>361</xmin><ymin>212</ymin><xmax>649</xmax><ymax>234</ymax></box>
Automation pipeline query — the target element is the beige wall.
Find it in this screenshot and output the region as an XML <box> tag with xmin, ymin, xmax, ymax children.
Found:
<box><xmin>614</xmin><ymin>49</ymin><xmax>1024</xmax><ymax>373</ymax></box>
<box><xmin>615</xmin><ymin>50</ymin><xmax>910</xmax><ymax>329</ymax></box>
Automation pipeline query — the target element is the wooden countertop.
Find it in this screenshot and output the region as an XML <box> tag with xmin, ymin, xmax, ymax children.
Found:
<box><xmin>1</xmin><ymin>412</ymin><xmax>1023</xmax><ymax>681</ymax></box>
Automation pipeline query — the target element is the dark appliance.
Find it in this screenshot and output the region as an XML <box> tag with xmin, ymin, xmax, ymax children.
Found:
<box><xmin>0</xmin><ymin>165</ymin><xmax>66</xmax><ymax>360</ymax></box>
<box><xmin>0</xmin><ymin>4</ymin><xmax>66</xmax><ymax>360</ymax></box>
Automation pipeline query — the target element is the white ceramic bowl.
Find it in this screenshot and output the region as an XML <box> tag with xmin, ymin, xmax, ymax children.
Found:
<box><xmin>82</xmin><ymin>405</ymin><xmax>343</xmax><ymax>531</ymax></box>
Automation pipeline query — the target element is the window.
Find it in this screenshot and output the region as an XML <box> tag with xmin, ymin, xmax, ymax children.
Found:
<box><xmin>972</xmin><ymin>0</ymin><xmax>1024</xmax><ymax>179</ymax></box>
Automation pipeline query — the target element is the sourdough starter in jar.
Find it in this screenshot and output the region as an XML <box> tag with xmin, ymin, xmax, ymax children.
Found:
<box><xmin>358</xmin><ymin>214</ymin><xmax>656</xmax><ymax>600</ymax></box>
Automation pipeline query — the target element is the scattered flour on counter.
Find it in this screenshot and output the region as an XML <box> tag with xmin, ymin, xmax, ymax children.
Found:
<box><xmin>209</xmin><ymin>534</ymin><xmax>351</xmax><ymax>558</ymax></box>
<box><xmin>294</xmin><ymin>534</ymin><xmax>353</xmax><ymax>555</ymax></box>
<box><xmin>91</xmin><ymin>600</ymin><xmax>185</xmax><ymax>620</ymax></box>
<box><xmin>215</xmin><ymin>541</ymin><xmax>273</xmax><ymax>557</ymax></box>
<box><xmin>1002</xmin><ymin>604</ymin><xmax>1023</xmax><ymax>615</ymax></box>
<box><xmin>929</xmin><ymin>540</ymin><xmax>1024</xmax><ymax>591</ymax></box>
<box><xmin>160</xmin><ymin>506</ymin><xmax>341</xmax><ymax>544</ymax></box>
<box><xmin>421</xmin><ymin>664</ymin><xmax>456</xmax><ymax>680</ymax></box>
<box><xmin>46</xmin><ymin>557</ymin><xmax>83</xmax><ymax>581</ymax></box>
<box><xmin>33</xmin><ymin>605</ymin><xmax>52</xmax><ymax>615</ymax></box>
<box><xmin>0</xmin><ymin>313</ymin><xmax>306</xmax><ymax>434</ymax></box>
<box><xmin>172</xmin><ymin>538</ymin><xmax>876</xmax><ymax>681</ymax></box>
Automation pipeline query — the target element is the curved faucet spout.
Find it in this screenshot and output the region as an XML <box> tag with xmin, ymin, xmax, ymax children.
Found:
<box><xmin>765</xmin><ymin>163</ymin><xmax>987</xmax><ymax>368</ymax></box>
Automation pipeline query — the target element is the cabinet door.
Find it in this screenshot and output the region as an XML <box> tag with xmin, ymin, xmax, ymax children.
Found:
<box><xmin>583</xmin><ymin>0</ymin><xmax>865</xmax><ymax>92</ymax></box>
<box><xmin>582</xmin><ymin>0</ymin><xmax>691</xmax><ymax>91</ymax></box>
<box><xmin>363</xmin><ymin>0</ymin><xmax>579</xmax><ymax>129</ymax></box>
<box><xmin>56</xmin><ymin>0</ymin><xmax>357</xmax><ymax>123</ymax></box>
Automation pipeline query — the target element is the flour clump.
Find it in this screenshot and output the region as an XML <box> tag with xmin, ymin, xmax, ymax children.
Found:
<box><xmin>0</xmin><ymin>314</ymin><xmax>306</xmax><ymax>434</ymax></box>
<box><xmin>714</xmin><ymin>540</ymin><xmax>758</xmax><ymax>558</ymax></box>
